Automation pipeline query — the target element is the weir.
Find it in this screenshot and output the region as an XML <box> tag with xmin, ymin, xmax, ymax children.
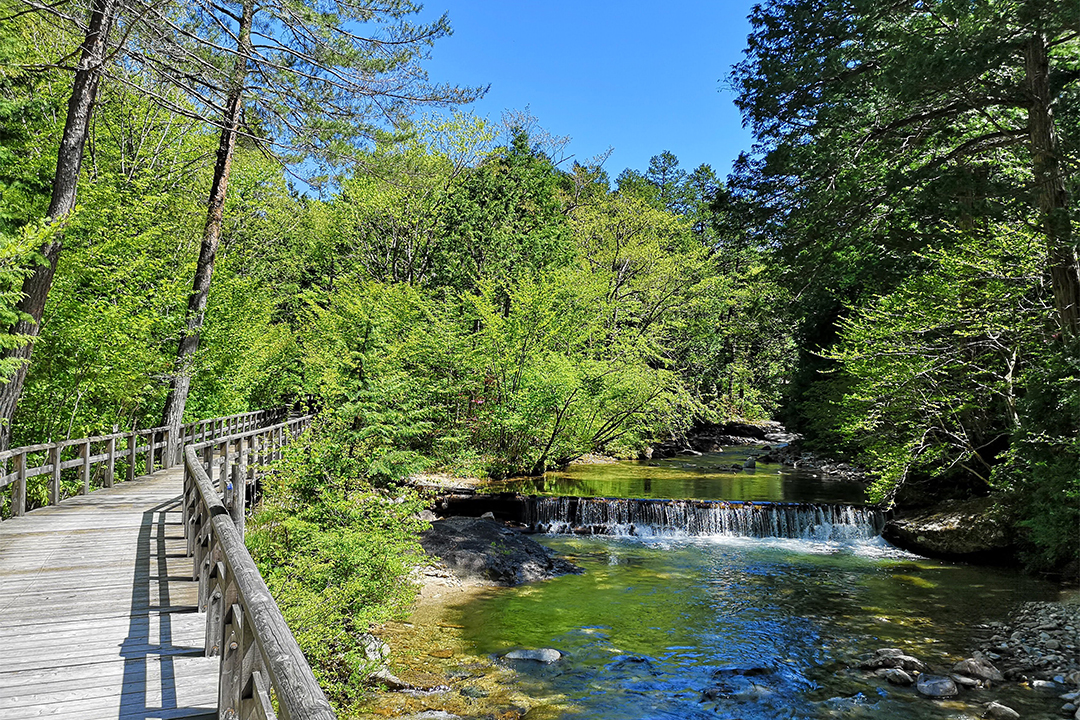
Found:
<box><xmin>431</xmin><ymin>492</ymin><xmax>886</xmax><ymax>541</ymax></box>
<box><xmin>526</xmin><ymin>496</ymin><xmax>885</xmax><ymax>539</ymax></box>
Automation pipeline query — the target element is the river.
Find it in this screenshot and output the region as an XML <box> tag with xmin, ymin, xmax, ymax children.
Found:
<box><xmin>364</xmin><ymin>449</ymin><xmax>1066</xmax><ymax>720</ymax></box>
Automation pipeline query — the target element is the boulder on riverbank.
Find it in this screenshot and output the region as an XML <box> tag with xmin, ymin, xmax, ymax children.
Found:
<box><xmin>882</xmin><ymin>496</ymin><xmax>1016</xmax><ymax>561</ymax></box>
<box><xmin>420</xmin><ymin>516</ymin><xmax>582</xmax><ymax>586</ymax></box>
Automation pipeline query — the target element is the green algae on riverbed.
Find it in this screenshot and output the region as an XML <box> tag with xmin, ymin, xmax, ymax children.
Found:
<box><xmin>360</xmin><ymin>535</ymin><xmax>1064</xmax><ymax>720</ymax></box>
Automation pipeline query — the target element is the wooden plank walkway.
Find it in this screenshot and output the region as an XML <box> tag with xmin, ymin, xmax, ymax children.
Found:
<box><xmin>0</xmin><ymin>467</ymin><xmax>218</xmax><ymax>719</ymax></box>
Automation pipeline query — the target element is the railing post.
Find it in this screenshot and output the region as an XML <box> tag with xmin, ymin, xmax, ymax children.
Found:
<box><xmin>230</xmin><ymin>464</ymin><xmax>246</xmax><ymax>535</ymax></box>
<box><xmin>219</xmin><ymin>601</ymin><xmax>243</xmax><ymax>718</ymax></box>
<box><xmin>105</xmin><ymin>436</ymin><xmax>116</xmax><ymax>488</ymax></box>
<box><xmin>162</xmin><ymin>428</ymin><xmax>171</xmax><ymax>470</ymax></box>
<box><xmin>128</xmin><ymin>432</ymin><xmax>137</xmax><ymax>483</ymax></box>
<box><xmin>239</xmin><ymin>436</ymin><xmax>251</xmax><ymax>486</ymax></box>
<box><xmin>49</xmin><ymin>443</ymin><xmax>61</xmax><ymax>505</ymax></box>
<box><xmin>221</xmin><ymin>440</ymin><xmax>231</xmax><ymax>495</ymax></box>
<box><xmin>80</xmin><ymin>439</ymin><xmax>91</xmax><ymax>495</ymax></box>
<box><xmin>13</xmin><ymin>451</ymin><xmax>26</xmax><ymax>516</ymax></box>
<box><xmin>251</xmin><ymin>435</ymin><xmax>259</xmax><ymax>476</ymax></box>
<box><xmin>146</xmin><ymin>430</ymin><xmax>156</xmax><ymax>476</ymax></box>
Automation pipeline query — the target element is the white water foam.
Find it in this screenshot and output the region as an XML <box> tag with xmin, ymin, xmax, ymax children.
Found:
<box><xmin>526</xmin><ymin>497</ymin><xmax>890</xmax><ymax>545</ymax></box>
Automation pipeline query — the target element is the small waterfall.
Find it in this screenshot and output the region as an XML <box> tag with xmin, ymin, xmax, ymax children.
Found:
<box><xmin>524</xmin><ymin>497</ymin><xmax>884</xmax><ymax>541</ymax></box>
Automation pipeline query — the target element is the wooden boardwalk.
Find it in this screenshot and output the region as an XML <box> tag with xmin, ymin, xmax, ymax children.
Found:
<box><xmin>0</xmin><ymin>467</ymin><xmax>217</xmax><ymax>720</ymax></box>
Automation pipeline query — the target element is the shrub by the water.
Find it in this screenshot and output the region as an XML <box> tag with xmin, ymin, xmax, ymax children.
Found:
<box><xmin>245</xmin><ymin>420</ymin><xmax>429</xmax><ymax>711</ymax></box>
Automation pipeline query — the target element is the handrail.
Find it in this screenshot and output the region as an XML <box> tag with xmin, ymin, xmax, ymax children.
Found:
<box><xmin>0</xmin><ymin>409</ymin><xmax>286</xmax><ymax>519</ymax></box>
<box><xmin>182</xmin><ymin>415</ymin><xmax>336</xmax><ymax>720</ymax></box>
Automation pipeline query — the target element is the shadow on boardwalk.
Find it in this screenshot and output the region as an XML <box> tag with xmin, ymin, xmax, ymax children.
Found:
<box><xmin>0</xmin><ymin>469</ymin><xmax>217</xmax><ymax>720</ymax></box>
<box><xmin>120</xmin><ymin>497</ymin><xmax>213</xmax><ymax>719</ymax></box>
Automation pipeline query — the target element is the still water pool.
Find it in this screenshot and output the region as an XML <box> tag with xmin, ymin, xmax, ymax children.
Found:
<box><xmin>485</xmin><ymin>448</ymin><xmax>867</xmax><ymax>504</ymax></box>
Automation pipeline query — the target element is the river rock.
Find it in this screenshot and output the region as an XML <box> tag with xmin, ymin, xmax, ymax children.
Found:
<box><xmin>459</xmin><ymin>686</ymin><xmax>488</xmax><ymax>699</ymax></box>
<box><xmin>983</xmin><ymin>701</ymin><xmax>1020</xmax><ymax>720</ymax></box>
<box><xmin>369</xmin><ymin>668</ymin><xmax>412</xmax><ymax>691</ymax></box>
<box><xmin>952</xmin><ymin>674</ymin><xmax>982</xmax><ymax>688</ymax></box>
<box><xmin>916</xmin><ymin>675</ymin><xmax>958</xmax><ymax>698</ymax></box>
<box><xmin>743</xmin><ymin>456</ymin><xmax>757</xmax><ymax>469</ymax></box>
<box><xmin>883</xmin><ymin>497</ymin><xmax>1014</xmax><ymax>560</ymax></box>
<box><xmin>702</xmin><ymin>667</ymin><xmax>778</xmax><ymax>702</ymax></box>
<box><xmin>860</xmin><ymin>648</ymin><xmax>929</xmax><ymax>673</ymax></box>
<box><xmin>876</xmin><ymin>668</ymin><xmax>914</xmax><ymax>685</ymax></box>
<box><xmin>359</xmin><ymin>632</ymin><xmax>390</xmax><ymax>662</ymax></box>
<box><xmin>504</xmin><ymin>648</ymin><xmax>562</xmax><ymax>663</ymax></box>
<box><xmin>420</xmin><ymin>517</ymin><xmax>582</xmax><ymax>586</ymax></box>
<box><xmin>954</xmin><ymin>655</ymin><xmax>1005</xmax><ymax>682</ymax></box>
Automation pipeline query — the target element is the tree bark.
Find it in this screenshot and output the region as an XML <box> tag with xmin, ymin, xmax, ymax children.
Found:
<box><xmin>0</xmin><ymin>0</ymin><xmax>119</xmax><ymax>451</ymax></box>
<box><xmin>160</xmin><ymin>0</ymin><xmax>254</xmax><ymax>453</ymax></box>
<box><xmin>1025</xmin><ymin>31</ymin><xmax>1080</xmax><ymax>335</ymax></box>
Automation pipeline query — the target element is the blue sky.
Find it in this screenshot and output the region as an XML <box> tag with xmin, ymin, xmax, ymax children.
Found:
<box><xmin>419</xmin><ymin>1</ymin><xmax>756</xmax><ymax>181</ymax></box>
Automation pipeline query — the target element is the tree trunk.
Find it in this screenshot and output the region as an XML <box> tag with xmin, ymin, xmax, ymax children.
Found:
<box><xmin>0</xmin><ymin>0</ymin><xmax>119</xmax><ymax>451</ymax></box>
<box><xmin>1025</xmin><ymin>31</ymin><xmax>1080</xmax><ymax>335</ymax></box>
<box><xmin>160</xmin><ymin>0</ymin><xmax>254</xmax><ymax>455</ymax></box>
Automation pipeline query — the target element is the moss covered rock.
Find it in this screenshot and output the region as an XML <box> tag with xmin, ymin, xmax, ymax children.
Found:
<box><xmin>883</xmin><ymin>497</ymin><xmax>1015</xmax><ymax>561</ymax></box>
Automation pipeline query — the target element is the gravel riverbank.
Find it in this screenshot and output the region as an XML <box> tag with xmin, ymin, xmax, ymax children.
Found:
<box><xmin>972</xmin><ymin>599</ymin><xmax>1080</xmax><ymax>683</ymax></box>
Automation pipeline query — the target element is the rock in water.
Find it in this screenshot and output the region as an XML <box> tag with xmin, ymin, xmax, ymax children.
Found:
<box><xmin>743</xmin><ymin>456</ymin><xmax>756</xmax><ymax>469</ymax></box>
<box><xmin>368</xmin><ymin>668</ymin><xmax>411</xmax><ymax>691</ymax></box>
<box><xmin>860</xmin><ymin>648</ymin><xmax>929</xmax><ymax>673</ymax></box>
<box><xmin>876</xmin><ymin>668</ymin><xmax>914</xmax><ymax>685</ymax></box>
<box><xmin>982</xmin><ymin>701</ymin><xmax>1020</xmax><ymax>719</ymax></box>
<box><xmin>504</xmin><ymin>648</ymin><xmax>562</xmax><ymax>663</ymax></box>
<box><xmin>917</xmin><ymin>675</ymin><xmax>958</xmax><ymax>698</ymax></box>
<box><xmin>951</xmin><ymin>674</ymin><xmax>981</xmax><ymax>688</ymax></box>
<box><xmin>420</xmin><ymin>516</ymin><xmax>582</xmax><ymax>585</ymax></box>
<box><xmin>954</xmin><ymin>655</ymin><xmax>1005</xmax><ymax>682</ymax></box>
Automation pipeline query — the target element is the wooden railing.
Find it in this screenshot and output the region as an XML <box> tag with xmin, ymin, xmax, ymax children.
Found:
<box><xmin>0</xmin><ymin>409</ymin><xmax>286</xmax><ymax>519</ymax></box>
<box><xmin>183</xmin><ymin>415</ymin><xmax>336</xmax><ymax>720</ymax></box>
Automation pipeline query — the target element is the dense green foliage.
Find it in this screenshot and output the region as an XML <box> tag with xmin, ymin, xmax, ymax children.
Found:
<box><xmin>732</xmin><ymin>0</ymin><xmax>1080</xmax><ymax>570</ymax></box>
<box><xmin>300</xmin><ymin>124</ymin><xmax>787</xmax><ymax>478</ymax></box>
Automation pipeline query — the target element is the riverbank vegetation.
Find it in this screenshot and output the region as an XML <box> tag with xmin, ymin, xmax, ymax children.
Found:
<box><xmin>1</xmin><ymin>0</ymin><xmax>1078</xmax><ymax>707</ymax></box>
<box><xmin>729</xmin><ymin>0</ymin><xmax>1079</xmax><ymax>572</ymax></box>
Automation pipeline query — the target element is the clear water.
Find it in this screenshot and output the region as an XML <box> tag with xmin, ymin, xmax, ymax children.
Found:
<box><xmin>445</xmin><ymin>535</ymin><xmax>1059</xmax><ymax>719</ymax></box>
<box><xmin>485</xmin><ymin>447</ymin><xmax>868</xmax><ymax>505</ymax></box>
<box><xmin>394</xmin><ymin>447</ymin><xmax>1064</xmax><ymax>719</ymax></box>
